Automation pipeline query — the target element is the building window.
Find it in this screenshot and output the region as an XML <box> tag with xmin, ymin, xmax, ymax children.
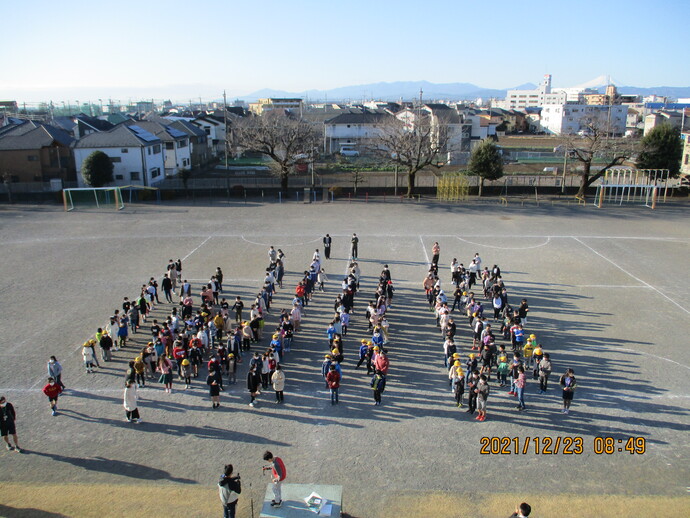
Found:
<box><xmin>204</xmin><ymin>128</ymin><xmax>211</xmax><ymax>135</ymax></box>
<box><xmin>130</xmin><ymin>171</ymin><xmax>140</xmax><ymax>181</ymax></box>
<box><xmin>165</xmin><ymin>142</ymin><xmax>174</xmax><ymax>150</ymax></box>
<box><xmin>121</xmin><ymin>148</ymin><xmax>129</xmax><ymax>153</ymax></box>
<box><xmin>27</xmin><ymin>155</ymin><xmax>39</xmax><ymax>161</ymax></box>
<box><xmin>153</xmin><ymin>144</ymin><xmax>161</xmax><ymax>154</ymax></box>
<box><xmin>178</xmin><ymin>140</ymin><xmax>187</xmax><ymax>148</ymax></box>
<box><xmin>115</xmin><ymin>174</ymin><xmax>124</xmax><ymax>180</ymax></box>
<box><xmin>684</xmin><ymin>154</ymin><xmax>688</xmax><ymax>164</ymax></box>
<box><xmin>151</xmin><ymin>167</ymin><xmax>161</xmax><ymax>178</ymax></box>
<box><xmin>109</xmin><ymin>156</ymin><xmax>122</xmax><ymax>163</ymax></box>
<box><xmin>148</xmin><ymin>148</ymin><xmax>151</xmax><ymax>155</ymax></box>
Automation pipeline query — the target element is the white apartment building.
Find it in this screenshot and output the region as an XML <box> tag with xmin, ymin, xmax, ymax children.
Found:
<box><xmin>540</xmin><ymin>104</ymin><xmax>628</xmax><ymax>135</ymax></box>
<box><xmin>503</xmin><ymin>75</ymin><xmax>567</xmax><ymax>110</ymax></box>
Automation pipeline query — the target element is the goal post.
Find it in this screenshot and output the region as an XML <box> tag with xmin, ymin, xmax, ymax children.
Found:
<box><xmin>63</xmin><ymin>187</ymin><xmax>125</xmax><ymax>211</ymax></box>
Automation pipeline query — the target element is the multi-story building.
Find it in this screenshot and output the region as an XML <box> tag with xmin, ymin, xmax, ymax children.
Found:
<box><xmin>540</xmin><ymin>104</ymin><xmax>628</xmax><ymax>135</ymax></box>
<box><xmin>248</xmin><ymin>98</ymin><xmax>303</xmax><ymax>115</ymax></box>
<box><xmin>503</xmin><ymin>75</ymin><xmax>567</xmax><ymax>110</ymax></box>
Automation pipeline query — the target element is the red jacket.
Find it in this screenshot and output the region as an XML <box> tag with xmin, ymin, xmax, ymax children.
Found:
<box><xmin>326</xmin><ymin>370</ymin><xmax>340</xmax><ymax>389</ymax></box>
<box><xmin>374</xmin><ymin>355</ymin><xmax>390</xmax><ymax>374</ymax></box>
<box><xmin>42</xmin><ymin>383</ymin><xmax>63</xmax><ymax>399</ymax></box>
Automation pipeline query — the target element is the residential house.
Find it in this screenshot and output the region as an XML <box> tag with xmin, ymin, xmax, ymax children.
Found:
<box><xmin>124</xmin><ymin>120</ymin><xmax>190</xmax><ymax>176</ymax></box>
<box><xmin>191</xmin><ymin>116</ymin><xmax>225</xmax><ymax>158</ymax></box>
<box><xmin>324</xmin><ymin>110</ymin><xmax>392</xmax><ymax>154</ymax></box>
<box><xmin>148</xmin><ymin>115</ymin><xmax>209</xmax><ymax>169</ymax></box>
<box><xmin>423</xmin><ymin>104</ymin><xmax>471</xmax><ymax>163</ymax></box>
<box><xmin>681</xmin><ymin>132</ymin><xmax>690</xmax><ymax>175</ymax></box>
<box><xmin>0</xmin><ymin>120</ymin><xmax>75</xmax><ymax>182</ymax></box>
<box><xmin>643</xmin><ymin>110</ymin><xmax>685</xmax><ymax>136</ymax></box>
<box><xmin>73</xmin><ymin>124</ymin><xmax>165</xmax><ymax>187</ymax></box>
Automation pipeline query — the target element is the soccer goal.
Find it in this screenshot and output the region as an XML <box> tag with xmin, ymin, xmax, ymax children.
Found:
<box><xmin>63</xmin><ymin>187</ymin><xmax>125</xmax><ymax>211</ymax></box>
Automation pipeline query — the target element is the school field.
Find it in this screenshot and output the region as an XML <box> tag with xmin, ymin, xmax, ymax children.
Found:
<box><xmin>0</xmin><ymin>198</ymin><xmax>689</xmax><ymax>518</ymax></box>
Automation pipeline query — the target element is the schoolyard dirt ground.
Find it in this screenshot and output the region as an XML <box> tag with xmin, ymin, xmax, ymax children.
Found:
<box><xmin>0</xmin><ymin>197</ymin><xmax>688</xmax><ymax>517</ymax></box>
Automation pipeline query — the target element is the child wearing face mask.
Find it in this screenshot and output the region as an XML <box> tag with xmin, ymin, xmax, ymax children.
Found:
<box><xmin>42</xmin><ymin>377</ymin><xmax>63</xmax><ymax>416</ymax></box>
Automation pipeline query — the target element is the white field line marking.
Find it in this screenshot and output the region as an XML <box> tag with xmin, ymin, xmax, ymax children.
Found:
<box><xmin>573</xmin><ymin>237</ymin><xmax>690</xmax><ymax>317</ymax></box>
<box><xmin>419</xmin><ymin>235</ymin><xmax>430</xmax><ymax>267</ymax></box>
<box><xmin>456</xmin><ymin>236</ymin><xmax>551</xmax><ymax>250</ymax></box>
<box><xmin>240</xmin><ymin>235</ymin><xmax>321</xmax><ymax>247</ymax></box>
<box><xmin>615</xmin><ymin>347</ymin><xmax>690</xmax><ymax>372</ymax></box>
<box><xmin>5</xmin><ymin>233</ymin><xmax>689</xmax><ymax>246</ymax></box>
<box><xmin>181</xmin><ymin>235</ymin><xmax>213</xmax><ymax>261</ymax></box>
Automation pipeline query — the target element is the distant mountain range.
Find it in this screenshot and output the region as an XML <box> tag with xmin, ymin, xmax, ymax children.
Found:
<box><xmin>241</xmin><ymin>79</ymin><xmax>690</xmax><ymax>102</ymax></box>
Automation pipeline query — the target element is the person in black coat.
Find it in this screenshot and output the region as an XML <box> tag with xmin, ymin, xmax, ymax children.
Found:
<box><xmin>322</xmin><ymin>234</ymin><xmax>332</xmax><ymax>259</ymax></box>
<box><xmin>207</xmin><ymin>368</ymin><xmax>221</xmax><ymax>408</ymax></box>
<box><xmin>247</xmin><ymin>365</ymin><xmax>261</xmax><ymax>407</ymax></box>
<box><xmin>1</xmin><ymin>397</ymin><xmax>21</xmax><ymax>452</ymax></box>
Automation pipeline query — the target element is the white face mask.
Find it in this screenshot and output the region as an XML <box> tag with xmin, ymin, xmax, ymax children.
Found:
<box><xmin>49</xmin><ymin>360</ymin><xmax>55</xmax><ymax>364</ymax></box>
<box><xmin>0</xmin><ymin>402</ymin><xmax>6</xmax><ymax>407</ymax></box>
<box><xmin>49</xmin><ymin>382</ymin><xmax>55</xmax><ymax>386</ymax></box>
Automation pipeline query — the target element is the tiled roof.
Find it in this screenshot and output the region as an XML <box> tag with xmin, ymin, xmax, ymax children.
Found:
<box><xmin>73</xmin><ymin>124</ymin><xmax>160</xmax><ymax>148</ymax></box>
<box><xmin>325</xmin><ymin>111</ymin><xmax>392</xmax><ymax>125</ymax></box>
<box><xmin>0</xmin><ymin>121</ymin><xmax>74</xmax><ymax>150</ymax></box>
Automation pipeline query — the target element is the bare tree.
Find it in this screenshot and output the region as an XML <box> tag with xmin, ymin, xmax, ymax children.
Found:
<box><xmin>232</xmin><ymin>110</ymin><xmax>320</xmax><ymax>194</ymax></box>
<box><xmin>561</xmin><ymin>115</ymin><xmax>638</xmax><ymax>199</ymax></box>
<box><xmin>376</xmin><ymin>112</ymin><xmax>449</xmax><ymax>197</ymax></box>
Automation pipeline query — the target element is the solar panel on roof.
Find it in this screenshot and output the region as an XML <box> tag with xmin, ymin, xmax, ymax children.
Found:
<box><xmin>166</xmin><ymin>127</ymin><xmax>187</xmax><ymax>139</ymax></box>
<box><xmin>128</xmin><ymin>125</ymin><xmax>159</xmax><ymax>142</ymax></box>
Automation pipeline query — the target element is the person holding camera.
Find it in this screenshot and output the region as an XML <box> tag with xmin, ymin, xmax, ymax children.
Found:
<box><xmin>218</xmin><ymin>464</ymin><xmax>242</xmax><ymax>518</ymax></box>
<box><xmin>262</xmin><ymin>451</ymin><xmax>286</xmax><ymax>508</ymax></box>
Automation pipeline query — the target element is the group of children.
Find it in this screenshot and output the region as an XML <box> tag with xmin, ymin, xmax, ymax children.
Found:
<box><xmin>425</xmin><ymin>244</ymin><xmax>572</xmax><ymax>421</ymax></box>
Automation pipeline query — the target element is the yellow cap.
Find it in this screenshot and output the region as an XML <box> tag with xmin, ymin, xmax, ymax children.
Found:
<box><xmin>530</xmin><ymin>334</ymin><xmax>536</xmax><ymax>340</ymax></box>
<box><xmin>462</xmin><ymin>292</ymin><xmax>467</xmax><ymax>296</ymax></box>
<box><xmin>453</xmin><ymin>360</ymin><xmax>461</xmax><ymax>367</ymax></box>
<box><xmin>361</xmin><ymin>339</ymin><xmax>368</xmax><ymax>344</ymax></box>
<box><xmin>469</xmin><ymin>353</ymin><xmax>476</xmax><ymax>359</ymax></box>
<box><xmin>272</xmin><ymin>334</ymin><xmax>279</xmax><ymax>339</ymax></box>
<box><xmin>181</xmin><ymin>359</ymin><xmax>190</xmax><ymax>366</ymax></box>
<box><xmin>456</xmin><ymin>367</ymin><xmax>464</xmax><ymax>376</ymax></box>
<box><xmin>499</xmin><ymin>355</ymin><xmax>507</xmax><ymax>362</ymax></box>
<box><xmin>324</xmin><ymin>354</ymin><xmax>331</xmax><ymax>359</ymax></box>
<box><xmin>228</xmin><ymin>354</ymin><xmax>234</xmax><ymax>358</ymax></box>
<box><xmin>331</xmin><ymin>349</ymin><xmax>339</xmax><ymax>355</ymax></box>
<box><xmin>452</xmin><ymin>353</ymin><xmax>460</xmax><ymax>358</ymax></box>
<box><xmin>373</xmin><ymin>346</ymin><xmax>380</xmax><ymax>351</ymax></box>
<box><xmin>135</xmin><ymin>357</ymin><xmax>141</xmax><ymax>362</ymax></box>
<box><xmin>366</xmin><ymin>340</ymin><xmax>373</xmax><ymax>346</ymax></box>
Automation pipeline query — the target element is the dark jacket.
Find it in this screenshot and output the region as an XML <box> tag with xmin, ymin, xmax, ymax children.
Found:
<box><xmin>0</xmin><ymin>402</ymin><xmax>16</xmax><ymax>425</ymax></box>
<box><xmin>247</xmin><ymin>371</ymin><xmax>261</xmax><ymax>392</ymax></box>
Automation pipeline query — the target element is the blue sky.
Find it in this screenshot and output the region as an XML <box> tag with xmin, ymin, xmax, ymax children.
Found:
<box><xmin>2</xmin><ymin>0</ymin><xmax>688</xmax><ymax>103</ymax></box>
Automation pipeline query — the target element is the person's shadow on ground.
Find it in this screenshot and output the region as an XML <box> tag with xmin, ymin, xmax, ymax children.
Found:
<box><xmin>0</xmin><ymin>504</ymin><xmax>68</xmax><ymax>517</ymax></box>
<box><xmin>27</xmin><ymin>451</ymin><xmax>196</xmax><ymax>483</ymax></box>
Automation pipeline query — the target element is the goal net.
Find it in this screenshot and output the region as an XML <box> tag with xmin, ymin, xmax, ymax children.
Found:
<box><xmin>63</xmin><ymin>187</ymin><xmax>125</xmax><ymax>211</ymax></box>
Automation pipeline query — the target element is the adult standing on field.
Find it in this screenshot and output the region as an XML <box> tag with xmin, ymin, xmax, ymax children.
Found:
<box><xmin>350</xmin><ymin>233</ymin><xmax>359</xmax><ymax>260</ymax></box>
<box><xmin>218</xmin><ymin>463</ymin><xmax>242</xmax><ymax>518</ymax></box>
<box><xmin>0</xmin><ymin>396</ymin><xmax>21</xmax><ymax>452</ymax></box>
<box><xmin>323</xmin><ymin>234</ymin><xmax>332</xmax><ymax>259</ymax></box>
<box><xmin>431</xmin><ymin>241</ymin><xmax>440</xmax><ymax>266</ymax></box>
